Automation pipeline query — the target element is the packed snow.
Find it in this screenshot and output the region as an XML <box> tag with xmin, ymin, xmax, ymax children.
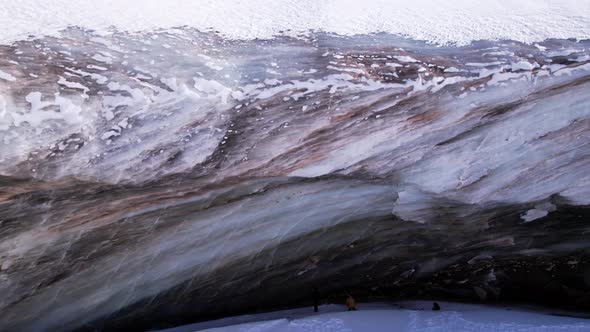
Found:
<box><xmin>154</xmin><ymin>302</ymin><xmax>590</xmax><ymax>332</ymax></box>
<box><xmin>0</xmin><ymin>0</ymin><xmax>589</xmax><ymax>45</ymax></box>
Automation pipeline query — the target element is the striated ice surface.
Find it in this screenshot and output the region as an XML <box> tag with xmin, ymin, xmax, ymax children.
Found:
<box><xmin>0</xmin><ymin>29</ymin><xmax>589</xmax><ymax>332</ymax></box>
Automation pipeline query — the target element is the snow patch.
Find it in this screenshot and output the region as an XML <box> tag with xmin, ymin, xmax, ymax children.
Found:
<box><xmin>156</xmin><ymin>302</ymin><xmax>590</xmax><ymax>332</ymax></box>
<box><xmin>1</xmin><ymin>0</ymin><xmax>589</xmax><ymax>45</ymax></box>
<box><xmin>521</xmin><ymin>202</ymin><xmax>557</xmax><ymax>222</ymax></box>
<box><xmin>393</xmin><ymin>55</ymin><xmax>418</xmax><ymax>63</ymax></box>
<box><xmin>0</xmin><ymin>69</ymin><xmax>16</xmax><ymax>81</ymax></box>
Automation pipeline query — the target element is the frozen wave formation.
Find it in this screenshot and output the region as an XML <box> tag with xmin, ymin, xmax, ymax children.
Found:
<box><xmin>0</xmin><ymin>28</ymin><xmax>589</xmax><ymax>332</ymax></box>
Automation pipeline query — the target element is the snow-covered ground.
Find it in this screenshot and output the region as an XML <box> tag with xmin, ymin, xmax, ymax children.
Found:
<box><xmin>0</xmin><ymin>0</ymin><xmax>589</xmax><ymax>45</ymax></box>
<box><xmin>155</xmin><ymin>302</ymin><xmax>590</xmax><ymax>332</ymax></box>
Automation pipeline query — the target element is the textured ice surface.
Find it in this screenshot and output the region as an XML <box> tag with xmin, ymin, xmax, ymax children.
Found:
<box><xmin>0</xmin><ymin>0</ymin><xmax>589</xmax><ymax>45</ymax></box>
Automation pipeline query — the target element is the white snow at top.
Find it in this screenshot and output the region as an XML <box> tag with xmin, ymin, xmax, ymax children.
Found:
<box><xmin>0</xmin><ymin>0</ymin><xmax>589</xmax><ymax>45</ymax></box>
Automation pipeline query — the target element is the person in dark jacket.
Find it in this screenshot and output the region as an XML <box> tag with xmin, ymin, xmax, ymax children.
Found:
<box><xmin>313</xmin><ymin>287</ymin><xmax>320</xmax><ymax>312</ymax></box>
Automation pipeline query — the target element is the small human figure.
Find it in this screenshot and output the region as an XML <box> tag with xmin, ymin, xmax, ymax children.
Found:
<box><xmin>345</xmin><ymin>294</ymin><xmax>357</xmax><ymax>311</ymax></box>
<box><xmin>432</xmin><ymin>302</ymin><xmax>441</xmax><ymax>311</ymax></box>
<box><xmin>313</xmin><ymin>287</ymin><xmax>320</xmax><ymax>312</ymax></box>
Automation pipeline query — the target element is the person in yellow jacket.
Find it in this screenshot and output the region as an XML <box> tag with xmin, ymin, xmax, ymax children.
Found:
<box><xmin>345</xmin><ymin>293</ymin><xmax>357</xmax><ymax>311</ymax></box>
